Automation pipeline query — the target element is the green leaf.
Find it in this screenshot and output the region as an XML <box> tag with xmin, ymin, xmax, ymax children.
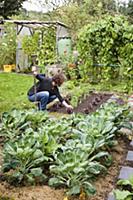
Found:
<box><xmin>90</xmin><ymin>152</ymin><xmax>108</xmax><ymax>161</ymax></box>
<box><xmin>12</xmin><ymin>171</ymin><xmax>23</xmax><ymax>182</ymax></box>
<box><xmin>67</xmin><ymin>185</ymin><xmax>80</xmax><ymax>195</ymax></box>
<box><xmin>48</xmin><ymin>177</ymin><xmax>64</xmax><ymax>187</ymax></box>
<box><xmin>88</xmin><ymin>162</ymin><xmax>106</xmax><ymax>175</ymax></box>
<box><xmin>102</xmin><ymin>122</ymin><xmax>114</xmax><ymax>134</ymax></box>
<box><xmin>32</xmin><ymin>156</ymin><xmax>48</xmax><ymax>165</ymax></box>
<box><xmin>45</xmin><ymin>137</ymin><xmax>59</xmax><ymax>154</ymax></box>
<box><xmin>73</xmin><ymin>167</ymin><xmax>85</xmax><ymax>174</ymax></box>
<box><xmin>26</xmin><ymin>174</ymin><xmax>34</xmax><ymax>184</ymax></box>
<box><xmin>30</xmin><ymin>168</ymin><xmax>43</xmax><ymax>177</ymax></box>
<box><xmin>33</xmin><ymin>149</ymin><xmax>43</xmax><ymax>159</ymax></box>
<box><xmin>114</xmin><ymin>189</ymin><xmax>133</xmax><ymax>200</ymax></box>
<box><xmin>42</xmin><ymin>132</ymin><xmax>49</xmax><ymax>144</ymax></box>
<box><xmin>117</xmin><ymin>179</ymin><xmax>132</xmax><ymax>187</ymax></box>
<box><xmin>84</xmin><ymin>182</ymin><xmax>96</xmax><ymax>196</ymax></box>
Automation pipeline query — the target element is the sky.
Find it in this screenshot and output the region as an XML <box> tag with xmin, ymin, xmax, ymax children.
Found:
<box><xmin>22</xmin><ymin>0</ymin><xmax>129</xmax><ymax>12</ymax></box>
<box><xmin>23</xmin><ymin>0</ymin><xmax>45</xmax><ymax>12</ymax></box>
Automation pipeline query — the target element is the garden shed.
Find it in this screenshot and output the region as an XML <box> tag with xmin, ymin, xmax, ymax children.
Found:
<box><xmin>0</xmin><ymin>20</ymin><xmax>71</xmax><ymax>71</ymax></box>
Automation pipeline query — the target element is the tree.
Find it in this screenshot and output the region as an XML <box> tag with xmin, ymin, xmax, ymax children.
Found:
<box><xmin>119</xmin><ymin>0</ymin><xmax>133</xmax><ymax>23</ymax></box>
<box><xmin>82</xmin><ymin>0</ymin><xmax>117</xmax><ymax>16</ymax></box>
<box><xmin>41</xmin><ymin>0</ymin><xmax>117</xmax><ymax>42</ymax></box>
<box><xmin>0</xmin><ymin>0</ymin><xmax>26</xmax><ymax>19</ymax></box>
<box><xmin>126</xmin><ymin>0</ymin><xmax>133</xmax><ymax>22</ymax></box>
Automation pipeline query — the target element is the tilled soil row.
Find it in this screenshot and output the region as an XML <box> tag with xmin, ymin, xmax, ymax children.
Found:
<box><xmin>49</xmin><ymin>92</ymin><xmax>114</xmax><ymax>114</ymax></box>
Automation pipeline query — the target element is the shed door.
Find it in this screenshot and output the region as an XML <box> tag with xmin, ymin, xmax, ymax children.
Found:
<box><xmin>57</xmin><ymin>37</ymin><xmax>72</xmax><ymax>57</ymax></box>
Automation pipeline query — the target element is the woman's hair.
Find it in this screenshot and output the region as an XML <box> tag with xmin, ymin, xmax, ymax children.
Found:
<box><xmin>52</xmin><ymin>73</ymin><xmax>66</xmax><ymax>86</ymax></box>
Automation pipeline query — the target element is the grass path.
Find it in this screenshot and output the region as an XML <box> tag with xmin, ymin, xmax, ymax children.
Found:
<box><xmin>0</xmin><ymin>72</ymin><xmax>33</xmax><ymax>113</ymax></box>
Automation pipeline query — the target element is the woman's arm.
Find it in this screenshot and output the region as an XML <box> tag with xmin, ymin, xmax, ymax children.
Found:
<box><xmin>32</xmin><ymin>66</ymin><xmax>45</xmax><ymax>81</ymax></box>
<box><xmin>55</xmin><ymin>87</ymin><xmax>73</xmax><ymax>112</ymax></box>
<box><xmin>62</xmin><ymin>100</ymin><xmax>73</xmax><ymax>110</ymax></box>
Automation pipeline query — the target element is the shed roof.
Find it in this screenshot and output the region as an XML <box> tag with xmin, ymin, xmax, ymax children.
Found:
<box><xmin>0</xmin><ymin>20</ymin><xmax>68</xmax><ymax>29</ymax></box>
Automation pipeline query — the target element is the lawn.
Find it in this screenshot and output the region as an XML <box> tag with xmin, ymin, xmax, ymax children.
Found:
<box><xmin>0</xmin><ymin>72</ymin><xmax>129</xmax><ymax>114</ymax></box>
<box><xmin>0</xmin><ymin>72</ymin><xmax>33</xmax><ymax>114</ymax></box>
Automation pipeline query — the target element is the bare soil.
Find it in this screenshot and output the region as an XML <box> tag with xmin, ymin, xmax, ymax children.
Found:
<box><xmin>0</xmin><ymin>138</ymin><xmax>129</xmax><ymax>200</ymax></box>
<box><xmin>0</xmin><ymin>92</ymin><xmax>129</xmax><ymax>200</ymax></box>
<box><xmin>48</xmin><ymin>92</ymin><xmax>124</xmax><ymax>114</ymax></box>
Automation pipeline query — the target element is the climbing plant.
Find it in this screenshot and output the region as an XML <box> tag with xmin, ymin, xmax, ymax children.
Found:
<box><xmin>22</xmin><ymin>32</ymin><xmax>39</xmax><ymax>57</ymax></box>
<box><xmin>0</xmin><ymin>23</ymin><xmax>16</xmax><ymax>69</ymax></box>
<box><xmin>37</xmin><ymin>27</ymin><xmax>56</xmax><ymax>67</ymax></box>
<box><xmin>76</xmin><ymin>15</ymin><xmax>133</xmax><ymax>91</ymax></box>
<box><xmin>22</xmin><ymin>26</ymin><xmax>56</xmax><ymax>72</ymax></box>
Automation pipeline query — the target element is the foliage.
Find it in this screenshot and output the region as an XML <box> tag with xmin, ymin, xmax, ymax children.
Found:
<box><xmin>37</xmin><ymin>27</ymin><xmax>56</xmax><ymax>67</ymax></box>
<box><xmin>119</xmin><ymin>0</ymin><xmax>133</xmax><ymax>23</ymax></box>
<box><xmin>119</xmin><ymin>24</ymin><xmax>133</xmax><ymax>92</ymax></box>
<box><xmin>0</xmin><ymin>109</ymin><xmax>31</xmax><ymax>142</ymax></box>
<box><xmin>127</xmin><ymin>0</ymin><xmax>133</xmax><ymax>23</ymax></box>
<box><xmin>49</xmin><ymin>137</ymin><xmax>108</xmax><ymax>196</ymax></box>
<box><xmin>114</xmin><ymin>176</ymin><xmax>133</xmax><ymax>200</ymax></box>
<box><xmin>0</xmin><ymin>109</ymin><xmax>49</xmax><ymax>142</ymax></box>
<box><xmin>82</xmin><ymin>0</ymin><xmax>117</xmax><ymax>17</ymax></box>
<box><xmin>76</xmin><ymin>15</ymin><xmax>133</xmax><ymax>92</ymax></box>
<box><xmin>52</xmin><ymin>4</ymin><xmax>90</xmax><ymax>40</ymax></box>
<box><xmin>0</xmin><ymin>0</ymin><xmax>26</xmax><ymax>19</ymax></box>
<box><xmin>0</xmin><ymin>23</ymin><xmax>16</xmax><ymax>69</ymax></box>
<box><xmin>1</xmin><ymin>110</ymin><xmax>59</xmax><ymax>184</ymax></box>
<box><xmin>0</xmin><ymin>101</ymin><xmax>130</xmax><ymax>197</ymax></box>
<box><xmin>3</xmin><ymin>141</ymin><xmax>48</xmax><ymax>185</ymax></box>
<box><xmin>22</xmin><ymin>32</ymin><xmax>39</xmax><ymax>57</ymax></box>
<box><xmin>60</xmin><ymin>53</ymin><xmax>80</xmax><ymax>81</ymax></box>
<box><xmin>21</xmin><ymin>27</ymin><xmax>56</xmax><ymax>71</ymax></box>
<box><xmin>0</xmin><ymin>195</ymin><xmax>14</xmax><ymax>200</ymax></box>
<box><xmin>35</xmin><ymin>0</ymin><xmax>117</xmax><ymax>41</ymax></box>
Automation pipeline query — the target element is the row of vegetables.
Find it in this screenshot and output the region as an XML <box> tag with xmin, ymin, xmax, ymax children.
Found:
<box><xmin>0</xmin><ymin>102</ymin><xmax>132</xmax><ymax>197</ymax></box>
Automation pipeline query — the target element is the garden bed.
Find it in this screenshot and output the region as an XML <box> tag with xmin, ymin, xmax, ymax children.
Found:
<box><xmin>0</xmin><ymin>91</ymin><xmax>131</xmax><ymax>200</ymax></box>
<box><xmin>49</xmin><ymin>92</ymin><xmax>124</xmax><ymax>114</ymax></box>
<box><xmin>0</xmin><ymin>138</ymin><xmax>129</xmax><ymax>200</ymax></box>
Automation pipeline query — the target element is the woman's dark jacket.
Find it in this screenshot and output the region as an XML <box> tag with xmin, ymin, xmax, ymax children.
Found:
<box><xmin>27</xmin><ymin>74</ymin><xmax>64</xmax><ymax>103</ymax></box>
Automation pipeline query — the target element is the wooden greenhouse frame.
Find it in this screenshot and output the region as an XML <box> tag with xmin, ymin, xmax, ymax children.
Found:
<box><xmin>0</xmin><ymin>20</ymin><xmax>71</xmax><ymax>71</ymax></box>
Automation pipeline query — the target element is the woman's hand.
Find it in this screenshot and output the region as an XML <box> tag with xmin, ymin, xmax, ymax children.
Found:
<box><xmin>32</xmin><ymin>66</ymin><xmax>38</xmax><ymax>76</ymax></box>
<box><xmin>66</xmin><ymin>105</ymin><xmax>73</xmax><ymax>114</ymax></box>
<box><xmin>62</xmin><ymin>100</ymin><xmax>73</xmax><ymax>114</ymax></box>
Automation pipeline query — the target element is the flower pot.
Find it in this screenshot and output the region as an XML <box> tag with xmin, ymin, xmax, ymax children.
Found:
<box><xmin>3</xmin><ymin>64</ymin><xmax>16</xmax><ymax>72</ymax></box>
<box><xmin>68</xmin><ymin>63</ymin><xmax>76</xmax><ymax>68</ymax></box>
